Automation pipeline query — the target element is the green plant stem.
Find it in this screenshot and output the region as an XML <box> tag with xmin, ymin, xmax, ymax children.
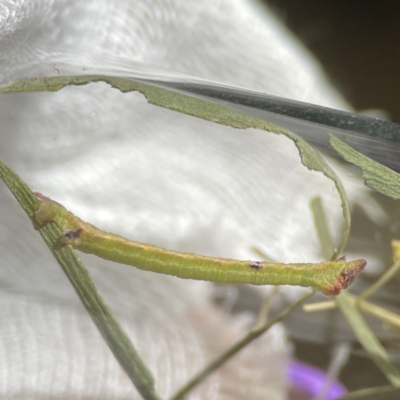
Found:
<box><xmin>303</xmin><ymin>300</ymin><xmax>337</xmax><ymax>312</ymax></box>
<box><xmin>253</xmin><ymin>287</ymin><xmax>279</xmax><ymax>329</ymax></box>
<box><xmin>336</xmin><ymin>385</ymin><xmax>400</xmax><ymax>400</ymax></box>
<box><xmin>305</xmin><ymin>294</ymin><xmax>400</xmax><ymax>383</ymax></box>
<box><xmin>310</xmin><ymin>196</ymin><xmax>335</xmax><ymax>260</ymax></box>
<box><xmin>169</xmin><ymin>289</ymin><xmax>314</xmax><ymax>400</ymax></box>
<box><xmin>250</xmin><ymin>246</ymin><xmax>276</xmax><ymax>262</ymax></box>
<box><xmin>303</xmin><ymin>295</ymin><xmax>400</xmax><ymax>330</ymax></box>
<box><xmin>358</xmin><ymin>300</ymin><xmax>400</xmax><ymax>329</ymax></box>
<box><xmin>336</xmin><ymin>291</ymin><xmax>400</xmax><ymax>386</ymax></box>
<box><xmin>357</xmin><ymin>259</ymin><xmax>400</xmax><ymax>303</ymax></box>
<box><xmin>0</xmin><ymin>159</ymin><xmax>160</xmax><ymax>400</ymax></box>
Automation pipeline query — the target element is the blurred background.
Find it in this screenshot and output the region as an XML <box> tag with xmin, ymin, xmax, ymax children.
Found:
<box><xmin>265</xmin><ymin>0</ymin><xmax>400</xmax><ymax>124</ymax></box>
<box><xmin>261</xmin><ymin>1</ymin><xmax>400</xmax><ymax>394</ymax></box>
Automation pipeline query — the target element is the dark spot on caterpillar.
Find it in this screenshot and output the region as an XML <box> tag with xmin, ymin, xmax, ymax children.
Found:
<box><xmin>60</xmin><ymin>228</ymin><xmax>83</xmax><ymax>246</ymax></box>
<box><xmin>249</xmin><ymin>261</ymin><xmax>262</xmax><ymax>270</ymax></box>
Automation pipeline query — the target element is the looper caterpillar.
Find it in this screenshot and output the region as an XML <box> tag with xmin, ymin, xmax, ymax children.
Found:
<box><xmin>34</xmin><ymin>192</ymin><xmax>365</xmax><ymax>295</ymax></box>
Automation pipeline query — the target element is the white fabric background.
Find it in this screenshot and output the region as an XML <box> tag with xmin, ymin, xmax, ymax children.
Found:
<box><xmin>0</xmin><ymin>0</ymin><xmax>353</xmax><ymax>399</ymax></box>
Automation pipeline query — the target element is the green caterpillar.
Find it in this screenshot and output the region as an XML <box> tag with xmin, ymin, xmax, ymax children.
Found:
<box><xmin>34</xmin><ymin>192</ymin><xmax>365</xmax><ymax>295</ymax></box>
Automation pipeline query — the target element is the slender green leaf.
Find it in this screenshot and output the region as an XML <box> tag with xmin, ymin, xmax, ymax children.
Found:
<box><xmin>310</xmin><ymin>196</ymin><xmax>335</xmax><ymax>261</ymax></box>
<box><xmin>358</xmin><ymin>258</ymin><xmax>400</xmax><ymax>303</ymax></box>
<box><xmin>336</xmin><ymin>291</ymin><xmax>400</xmax><ymax>387</ymax></box>
<box><xmin>330</xmin><ymin>134</ymin><xmax>400</xmax><ymax>199</ymax></box>
<box><xmin>0</xmin><ymin>159</ymin><xmax>160</xmax><ymax>400</ymax></box>
<box><xmin>337</xmin><ymin>385</ymin><xmax>400</xmax><ymax>400</ymax></box>
<box><xmin>0</xmin><ymin>74</ymin><xmax>351</xmax><ymax>257</ymax></box>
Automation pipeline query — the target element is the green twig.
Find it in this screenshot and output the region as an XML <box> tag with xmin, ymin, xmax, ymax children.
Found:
<box><xmin>250</xmin><ymin>246</ymin><xmax>276</xmax><ymax>262</ymax></box>
<box><xmin>253</xmin><ymin>287</ymin><xmax>279</xmax><ymax>329</ymax></box>
<box><xmin>336</xmin><ymin>385</ymin><xmax>400</xmax><ymax>400</ymax></box>
<box><xmin>336</xmin><ymin>291</ymin><xmax>400</xmax><ymax>387</ymax></box>
<box><xmin>357</xmin><ymin>258</ymin><xmax>400</xmax><ymax>303</ymax></box>
<box><xmin>0</xmin><ymin>159</ymin><xmax>160</xmax><ymax>400</ymax></box>
<box><xmin>169</xmin><ymin>289</ymin><xmax>314</xmax><ymax>400</ymax></box>
<box><xmin>358</xmin><ymin>299</ymin><xmax>400</xmax><ymax>329</ymax></box>
<box><xmin>303</xmin><ymin>299</ymin><xmax>337</xmax><ymax>312</ymax></box>
<box><xmin>305</xmin><ymin>291</ymin><xmax>400</xmax><ymax>336</ymax></box>
<box><xmin>310</xmin><ymin>196</ymin><xmax>335</xmax><ymax>260</ymax></box>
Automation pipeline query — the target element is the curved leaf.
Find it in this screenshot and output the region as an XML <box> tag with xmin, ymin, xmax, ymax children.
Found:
<box><xmin>330</xmin><ymin>134</ymin><xmax>400</xmax><ymax>200</ymax></box>
<box><xmin>0</xmin><ymin>74</ymin><xmax>351</xmax><ymax>257</ymax></box>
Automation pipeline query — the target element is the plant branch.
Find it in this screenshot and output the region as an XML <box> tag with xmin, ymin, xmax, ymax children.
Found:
<box><xmin>0</xmin><ymin>159</ymin><xmax>160</xmax><ymax>400</ymax></box>
<box><xmin>169</xmin><ymin>289</ymin><xmax>314</xmax><ymax>400</ymax></box>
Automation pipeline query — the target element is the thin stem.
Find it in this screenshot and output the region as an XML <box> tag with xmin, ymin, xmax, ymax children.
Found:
<box><xmin>303</xmin><ymin>300</ymin><xmax>337</xmax><ymax>312</ymax></box>
<box><xmin>169</xmin><ymin>289</ymin><xmax>314</xmax><ymax>400</ymax></box>
<box><xmin>336</xmin><ymin>385</ymin><xmax>400</xmax><ymax>400</ymax></box>
<box><xmin>0</xmin><ymin>159</ymin><xmax>160</xmax><ymax>400</ymax></box>
<box><xmin>310</xmin><ymin>196</ymin><xmax>335</xmax><ymax>261</ymax></box>
<box><xmin>253</xmin><ymin>286</ymin><xmax>279</xmax><ymax>330</ymax></box>
<box><xmin>250</xmin><ymin>246</ymin><xmax>276</xmax><ymax>262</ymax></box>
<box><xmin>358</xmin><ymin>299</ymin><xmax>400</xmax><ymax>329</ymax></box>
<box><xmin>303</xmin><ymin>295</ymin><xmax>400</xmax><ymax>331</ymax></box>
<box><xmin>314</xmin><ymin>342</ymin><xmax>351</xmax><ymax>400</ymax></box>
<box><xmin>357</xmin><ymin>258</ymin><xmax>400</xmax><ymax>303</ymax></box>
<box><xmin>336</xmin><ymin>291</ymin><xmax>400</xmax><ymax>386</ymax></box>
